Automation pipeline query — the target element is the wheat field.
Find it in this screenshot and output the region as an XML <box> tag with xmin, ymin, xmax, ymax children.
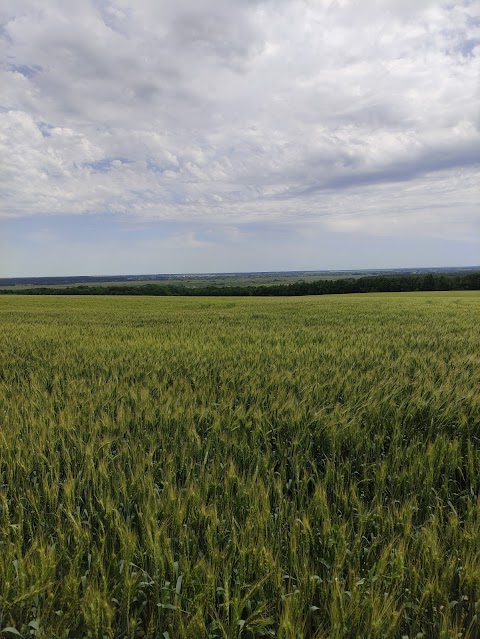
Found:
<box><xmin>0</xmin><ymin>293</ymin><xmax>479</xmax><ymax>638</ymax></box>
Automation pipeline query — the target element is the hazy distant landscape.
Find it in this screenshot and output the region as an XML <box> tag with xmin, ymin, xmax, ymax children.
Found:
<box><xmin>1</xmin><ymin>266</ymin><xmax>478</xmax><ymax>290</ymax></box>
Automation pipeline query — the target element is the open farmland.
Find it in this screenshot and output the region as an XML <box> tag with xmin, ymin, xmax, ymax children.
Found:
<box><xmin>0</xmin><ymin>293</ymin><xmax>479</xmax><ymax>638</ymax></box>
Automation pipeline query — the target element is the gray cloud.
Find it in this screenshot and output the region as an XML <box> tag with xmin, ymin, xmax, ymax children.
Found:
<box><xmin>1</xmin><ymin>0</ymin><xmax>479</xmax><ymax>244</ymax></box>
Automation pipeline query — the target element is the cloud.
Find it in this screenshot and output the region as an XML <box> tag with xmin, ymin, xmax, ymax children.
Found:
<box><xmin>0</xmin><ymin>0</ymin><xmax>479</xmax><ymax>247</ymax></box>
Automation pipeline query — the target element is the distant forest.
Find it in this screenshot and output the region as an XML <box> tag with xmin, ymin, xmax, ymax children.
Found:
<box><xmin>1</xmin><ymin>272</ymin><xmax>480</xmax><ymax>296</ymax></box>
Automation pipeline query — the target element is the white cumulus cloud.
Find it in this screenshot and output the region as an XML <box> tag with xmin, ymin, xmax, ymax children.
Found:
<box><xmin>0</xmin><ymin>0</ymin><xmax>479</xmax><ymax>241</ymax></box>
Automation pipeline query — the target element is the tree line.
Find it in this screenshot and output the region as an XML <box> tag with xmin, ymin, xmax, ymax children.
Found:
<box><xmin>1</xmin><ymin>272</ymin><xmax>479</xmax><ymax>297</ymax></box>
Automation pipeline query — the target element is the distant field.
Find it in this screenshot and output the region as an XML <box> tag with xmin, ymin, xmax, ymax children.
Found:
<box><xmin>0</xmin><ymin>293</ymin><xmax>479</xmax><ymax>638</ymax></box>
<box><xmin>1</xmin><ymin>268</ymin><xmax>478</xmax><ymax>295</ymax></box>
<box><xmin>0</xmin><ymin>273</ymin><xmax>361</xmax><ymax>290</ymax></box>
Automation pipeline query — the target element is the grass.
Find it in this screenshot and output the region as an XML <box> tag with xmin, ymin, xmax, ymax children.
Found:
<box><xmin>0</xmin><ymin>292</ymin><xmax>479</xmax><ymax>638</ymax></box>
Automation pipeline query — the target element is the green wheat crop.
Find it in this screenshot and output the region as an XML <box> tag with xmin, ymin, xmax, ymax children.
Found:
<box><xmin>0</xmin><ymin>292</ymin><xmax>479</xmax><ymax>638</ymax></box>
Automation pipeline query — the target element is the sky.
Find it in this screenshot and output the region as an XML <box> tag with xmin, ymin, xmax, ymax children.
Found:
<box><xmin>1</xmin><ymin>0</ymin><xmax>479</xmax><ymax>277</ymax></box>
